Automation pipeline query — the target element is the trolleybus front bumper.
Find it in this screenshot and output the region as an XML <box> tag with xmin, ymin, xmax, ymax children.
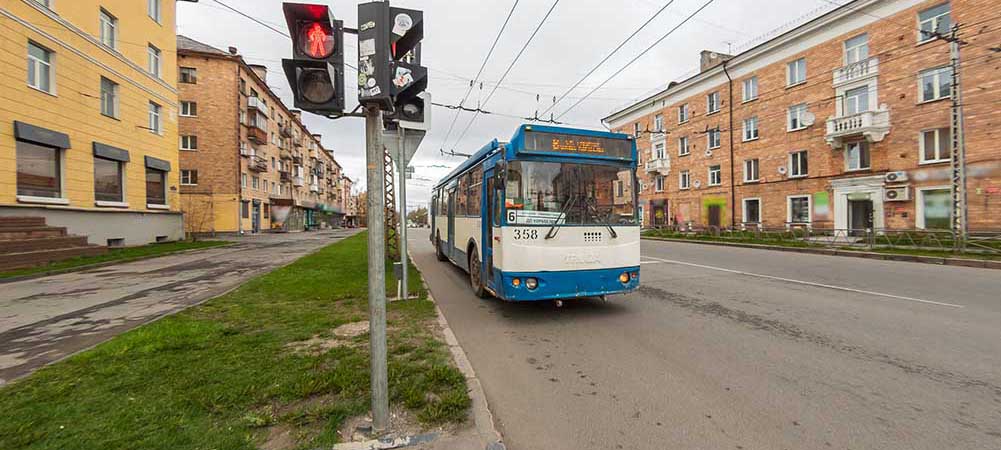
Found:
<box><xmin>497</xmin><ymin>266</ymin><xmax>640</xmax><ymax>302</ymax></box>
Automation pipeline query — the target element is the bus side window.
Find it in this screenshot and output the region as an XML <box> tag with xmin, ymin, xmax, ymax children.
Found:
<box><xmin>493</xmin><ymin>189</ymin><xmax>502</xmax><ymax>227</ymax></box>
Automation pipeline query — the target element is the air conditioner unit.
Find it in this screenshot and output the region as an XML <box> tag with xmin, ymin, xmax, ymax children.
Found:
<box><xmin>884</xmin><ymin>186</ymin><xmax>910</xmax><ymax>201</ymax></box>
<box><xmin>884</xmin><ymin>171</ymin><xmax>908</xmax><ymax>183</ymax></box>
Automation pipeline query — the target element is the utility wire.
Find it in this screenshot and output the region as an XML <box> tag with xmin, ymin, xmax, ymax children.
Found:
<box><xmin>448</xmin><ymin>0</ymin><xmax>562</xmax><ymax>151</ymax></box>
<box><xmin>556</xmin><ymin>0</ymin><xmax>716</xmax><ymax>121</ymax></box>
<box><xmin>438</xmin><ymin>1</ymin><xmax>521</xmax><ymax>152</ymax></box>
<box><xmin>538</xmin><ymin>0</ymin><xmax>678</xmax><ymax>118</ymax></box>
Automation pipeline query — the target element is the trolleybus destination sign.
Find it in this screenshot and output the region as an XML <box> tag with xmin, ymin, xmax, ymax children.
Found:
<box><xmin>522</xmin><ymin>131</ymin><xmax>633</xmax><ymax>160</ymax></box>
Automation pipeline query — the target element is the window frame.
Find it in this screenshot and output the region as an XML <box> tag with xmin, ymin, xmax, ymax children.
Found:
<box><xmin>789</xmin><ymin>150</ymin><xmax>809</xmax><ymax>178</ymax></box>
<box><xmin>678</xmin><ymin>136</ymin><xmax>690</xmax><ymax>156</ymax></box>
<box><xmin>919</xmin><ymin>66</ymin><xmax>951</xmax><ymax>103</ymax></box>
<box><xmin>678</xmin><ymin>103</ymin><xmax>689</xmax><ymax>124</ymax></box>
<box><xmin>787</xmin><ymin>58</ymin><xmax>807</xmax><ymax>86</ymax></box>
<box><xmin>180</xmin><ymin>101</ymin><xmax>197</xmax><ymax>117</ymax></box>
<box><xmin>919</xmin><ymin>128</ymin><xmax>951</xmax><ymax>164</ymax></box>
<box><xmin>180</xmin><ymin>169</ymin><xmax>198</xmax><ymax>186</ymax></box>
<box><xmin>180</xmin><ymin>135</ymin><xmax>198</xmax><ymax>151</ymax></box>
<box><xmin>843</xmin><ymin>33</ymin><xmax>869</xmax><ymax>65</ymax></box>
<box><xmin>844</xmin><ymin>141</ymin><xmax>871</xmax><ymax>171</ymax></box>
<box><xmin>653</xmin><ymin>141</ymin><xmax>666</xmax><ymax>160</ymax></box>
<box><xmin>917</xmin><ymin>3</ymin><xmax>950</xmax><ymax>43</ymax></box>
<box><xmin>844</xmin><ymin>85</ymin><xmax>871</xmax><ymax>115</ymax></box>
<box><xmin>100</xmin><ymin>76</ymin><xmax>119</xmax><ymax>118</ymax></box>
<box><xmin>653</xmin><ymin>114</ymin><xmax>664</xmax><ymax>132</ymax></box>
<box><xmin>93</xmin><ymin>156</ymin><xmax>125</xmax><ymax>204</ymax></box>
<box><xmin>16</xmin><ymin>139</ymin><xmax>64</xmax><ymax>201</ymax></box>
<box><xmin>27</xmin><ymin>41</ymin><xmax>55</xmax><ymax>94</ymax></box>
<box><xmin>787</xmin><ymin>195</ymin><xmax>812</xmax><ymax>224</ymax></box>
<box><xmin>742</xmin><ymin>77</ymin><xmax>758</xmax><ymax>102</ymax></box>
<box><xmin>148</xmin><ymin>101</ymin><xmax>162</xmax><ymax>134</ymax></box>
<box><xmin>679</xmin><ymin>170</ymin><xmax>690</xmax><ymax>190</ymax></box>
<box><xmin>99</xmin><ymin>8</ymin><xmax>118</xmax><ymax>50</ymax></box>
<box><xmin>145</xmin><ymin>167</ymin><xmax>167</xmax><ymax>207</ymax></box>
<box><xmin>708</xmin><ymin>165</ymin><xmax>722</xmax><ymax>186</ymax></box>
<box><xmin>788</xmin><ymin>103</ymin><xmax>808</xmax><ymax>131</ymax></box>
<box><xmin>742</xmin><ymin>116</ymin><xmax>759</xmax><ymax>142</ymax></box>
<box><xmin>742</xmin><ymin>197</ymin><xmax>761</xmax><ymax>224</ymax></box>
<box><xmin>147</xmin><ymin>44</ymin><xmax>161</xmax><ymax>78</ymax></box>
<box><xmin>915</xmin><ymin>186</ymin><xmax>952</xmax><ymax>229</ymax></box>
<box><xmin>707</xmin><ymin>91</ymin><xmax>720</xmax><ymax>114</ymax></box>
<box><xmin>179</xmin><ymin>67</ymin><xmax>197</xmax><ymax>84</ymax></box>
<box><xmin>148</xmin><ymin>0</ymin><xmax>162</xmax><ymax>23</ymax></box>
<box><xmin>744</xmin><ymin>158</ymin><xmax>759</xmax><ymax>183</ymax></box>
<box><xmin>707</xmin><ymin>128</ymin><xmax>721</xmax><ymax>149</ymax></box>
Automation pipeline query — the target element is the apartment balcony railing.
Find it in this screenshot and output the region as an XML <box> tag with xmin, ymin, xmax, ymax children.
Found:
<box><xmin>239</xmin><ymin>146</ymin><xmax>254</xmax><ymax>158</ymax></box>
<box><xmin>279</xmin><ymin>124</ymin><xmax>293</xmax><ymax>138</ymax></box>
<box><xmin>833</xmin><ymin>56</ymin><xmax>879</xmax><ymax>87</ymax></box>
<box><xmin>247</xmin><ymin>96</ymin><xmax>269</xmax><ymax>115</ymax></box>
<box><xmin>279</xmin><ymin>149</ymin><xmax>293</xmax><ymax>160</ymax></box>
<box><xmin>310</xmin><ymin>184</ymin><xmax>320</xmax><ymax>193</ymax></box>
<box><xmin>279</xmin><ymin>170</ymin><xmax>291</xmax><ymax>183</ymax></box>
<box><xmin>249</xmin><ymin>156</ymin><xmax>269</xmax><ymax>172</ymax></box>
<box><xmin>247</xmin><ymin>125</ymin><xmax>267</xmax><ymax>145</ymax></box>
<box><xmin>825</xmin><ymin>107</ymin><xmax>891</xmax><ymax>148</ymax></box>
<box><xmin>292</xmin><ymin>154</ymin><xmax>303</xmax><ymax>164</ymax></box>
<box><xmin>292</xmin><ymin>176</ymin><xmax>305</xmax><ymax>187</ymax></box>
<box><xmin>644</xmin><ymin>157</ymin><xmax>670</xmax><ymax>175</ymax></box>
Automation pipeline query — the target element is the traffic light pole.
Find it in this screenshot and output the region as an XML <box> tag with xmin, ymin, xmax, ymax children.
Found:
<box><xmin>364</xmin><ymin>103</ymin><xmax>390</xmax><ymax>432</ymax></box>
<box><xmin>398</xmin><ymin>128</ymin><xmax>409</xmax><ymax>299</ymax></box>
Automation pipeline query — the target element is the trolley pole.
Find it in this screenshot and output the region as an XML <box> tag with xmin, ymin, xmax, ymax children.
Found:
<box><xmin>398</xmin><ymin>128</ymin><xmax>409</xmax><ymax>299</ymax></box>
<box><xmin>365</xmin><ymin>104</ymin><xmax>389</xmax><ymax>432</ymax></box>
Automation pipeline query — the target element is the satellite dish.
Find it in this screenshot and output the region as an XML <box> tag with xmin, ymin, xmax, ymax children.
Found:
<box><xmin>705</xmin><ymin>149</ymin><xmax>713</xmax><ymax>158</ymax></box>
<box><xmin>801</xmin><ymin>111</ymin><xmax>816</xmax><ymax>127</ymax></box>
<box><xmin>694</xmin><ymin>179</ymin><xmax>702</xmax><ymax>188</ymax></box>
<box><xmin>778</xmin><ymin>166</ymin><xmax>788</xmax><ymax>175</ymax></box>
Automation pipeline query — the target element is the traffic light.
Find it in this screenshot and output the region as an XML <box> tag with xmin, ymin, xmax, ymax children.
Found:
<box><xmin>281</xmin><ymin>3</ymin><xmax>345</xmax><ymax>116</ymax></box>
<box><xmin>357</xmin><ymin>2</ymin><xmax>427</xmax><ymax>128</ymax></box>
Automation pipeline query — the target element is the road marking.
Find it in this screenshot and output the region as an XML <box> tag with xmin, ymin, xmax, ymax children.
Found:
<box><xmin>640</xmin><ymin>260</ymin><xmax>663</xmax><ymax>265</ymax></box>
<box><xmin>642</xmin><ymin>256</ymin><xmax>964</xmax><ymax>309</ymax></box>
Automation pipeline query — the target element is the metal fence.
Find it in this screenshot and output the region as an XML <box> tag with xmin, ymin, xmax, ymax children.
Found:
<box><xmin>647</xmin><ymin>224</ymin><xmax>1001</xmax><ymax>255</ymax></box>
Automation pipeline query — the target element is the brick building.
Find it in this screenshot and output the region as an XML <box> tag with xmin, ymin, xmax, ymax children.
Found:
<box><xmin>176</xmin><ymin>36</ymin><xmax>347</xmax><ymax>234</ymax></box>
<box><xmin>605</xmin><ymin>0</ymin><xmax>1000</xmax><ymax>232</ymax></box>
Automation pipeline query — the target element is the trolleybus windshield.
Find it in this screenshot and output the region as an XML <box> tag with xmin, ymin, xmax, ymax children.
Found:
<box><xmin>504</xmin><ymin>161</ymin><xmax>636</xmax><ymax>226</ymax></box>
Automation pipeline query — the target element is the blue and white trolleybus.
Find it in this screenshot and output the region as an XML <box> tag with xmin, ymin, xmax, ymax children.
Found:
<box><xmin>430</xmin><ymin>125</ymin><xmax>640</xmax><ymax>302</ymax></box>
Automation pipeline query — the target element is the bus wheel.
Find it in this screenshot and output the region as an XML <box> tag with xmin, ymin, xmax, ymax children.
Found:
<box><xmin>435</xmin><ymin>234</ymin><xmax>447</xmax><ymax>261</ymax></box>
<box><xmin>468</xmin><ymin>248</ymin><xmax>487</xmax><ymax>298</ymax></box>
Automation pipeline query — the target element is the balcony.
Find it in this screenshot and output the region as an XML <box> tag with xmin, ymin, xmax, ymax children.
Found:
<box><xmin>292</xmin><ymin>154</ymin><xmax>303</xmax><ymax>165</ymax></box>
<box><xmin>833</xmin><ymin>56</ymin><xmax>879</xmax><ymax>87</ymax></box>
<box><xmin>247</xmin><ymin>96</ymin><xmax>269</xmax><ymax>115</ymax></box>
<box><xmin>310</xmin><ymin>184</ymin><xmax>320</xmax><ymax>193</ymax></box>
<box><xmin>292</xmin><ymin>176</ymin><xmax>305</xmax><ymax>187</ymax></box>
<box><xmin>247</xmin><ymin>125</ymin><xmax>267</xmax><ymax>145</ymax></box>
<box><xmin>279</xmin><ymin>170</ymin><xmax>291</xmax><ymax>183</ymax></box>
<box><xmin>240</xmin><ymin>146</ymin><xmax>254</xmax><ymax>158</ymax></box>
<box><xmin>644</xmin><ymin>158</ymin><xmax>670</xmax><ymax>175</ymax></box>
<box><xmin>825</xmin><ymin>108</ymin><xmax>891</xmax><ymax>148</ymax></box>
<box><xmin>279</xmin><ymin>124</ymin><xmax>293</xmax><ymax>138</ymax></box>
<box><xmin>249</xmin><ymin>156</ymin><xmax>269</xmax><ymax>172</ymax></box>
<box><xmin>280</xmin><ymin>149</ymin><xmax>293</xmax><ymax>160</ymax></box>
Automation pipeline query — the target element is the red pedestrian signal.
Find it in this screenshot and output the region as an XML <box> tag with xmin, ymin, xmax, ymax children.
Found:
<box><xmin>301</xmin><ymin>22</ymin><xmax>334</xmax><ymax>59</ymax></box>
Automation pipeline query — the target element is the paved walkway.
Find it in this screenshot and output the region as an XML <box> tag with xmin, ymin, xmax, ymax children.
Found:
<box><xmin>0</xmin><ymin>229</ymin><xmax>361</xmax><ymax>384</ymax></box>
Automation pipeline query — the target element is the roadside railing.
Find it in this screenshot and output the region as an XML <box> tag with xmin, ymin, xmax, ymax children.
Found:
<box><xmin>644</xmin><ymin>225</ymin><xmax>1001</xmax><ymax>256</ymax></box>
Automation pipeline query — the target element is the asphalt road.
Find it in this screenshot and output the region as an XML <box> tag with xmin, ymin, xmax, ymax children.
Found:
<box><xmin>0</xmin><ymin>229</ymin><xmax>360</xmax><ymax>384</ymax></box>
<box><xmin>409</xmin><ymin>229</ymin><xmax>1001</xmax><ymax>450</ymax></box>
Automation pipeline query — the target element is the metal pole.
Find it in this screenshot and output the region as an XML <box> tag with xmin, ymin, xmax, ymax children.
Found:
<box><xmin>949</xmin><ymin>25</ymin><xmax>968</xmax><ymax>251</ymax></box>
<box><xmin>398</xmin><ymin>128</ymin><xmax>409</xmax><ymax>299</ymax></box>
<box><xmin>364</xmin><ymin>104</ymin><xmax>389</xmax><ymax>432</ymax></box>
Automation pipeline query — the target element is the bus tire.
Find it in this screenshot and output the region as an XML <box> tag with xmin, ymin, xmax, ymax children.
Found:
<box><xmin>468</xmin><ymin>248</ymin><xmax>487</xmax><ymax>298</ymax></box>
<box><xmin>435</xmin><ymin>233</ymin><xmax>447</xmax><ymax>261</ymax></box>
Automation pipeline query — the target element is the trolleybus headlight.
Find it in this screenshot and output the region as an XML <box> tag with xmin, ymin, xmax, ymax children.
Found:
<box><xmin>525</xmin><ymin>278</ymin><xmax>538</xmax><ymax>290</ymax></box>
<box><xmin>630</xmin><ymin>272</ymin><xmax>638</xmax><ymax>280</ymax></box>
<box><xmin>619</xmin><ymin>272</ymin><xmax>630</xmax><ymax>284</ymax></box>
<box><xmin>512</xmin><ymin>278</ymin><xmax>521</xmax><ymax>287</ymax></box>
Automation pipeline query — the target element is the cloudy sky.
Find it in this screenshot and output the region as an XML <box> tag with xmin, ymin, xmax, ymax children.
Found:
<box><xmin>177</xmin><ymin>0</ymin><xmax>843</xmax><ymax>209</ymax></box>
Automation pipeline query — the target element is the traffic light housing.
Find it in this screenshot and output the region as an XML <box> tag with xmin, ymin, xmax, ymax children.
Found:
<box><xmin>281</xmin><ymin>3</ymin><xmax>345</xmax><ymax>116</ymax></box>
<box><xmin>357</xmin><ymin>2</ymin><xmax>427</xmax><ymax>128</ymax></box>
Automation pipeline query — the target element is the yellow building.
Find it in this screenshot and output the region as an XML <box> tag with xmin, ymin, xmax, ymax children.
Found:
<box><xmin>0</xmin><ymin>0</ymin><xmax>187</xmax><ymax>245</ymax></box>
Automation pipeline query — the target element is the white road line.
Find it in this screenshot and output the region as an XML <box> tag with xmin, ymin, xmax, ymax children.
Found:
<box><xmin>639</xmin><ymin>260</ymin><xmax>663</xmax><ymax>265</ymax></box>
<box><xmin>642</xmin><ymin>256</ymin><xmax>964</xmax><ymax>309</ymax></box>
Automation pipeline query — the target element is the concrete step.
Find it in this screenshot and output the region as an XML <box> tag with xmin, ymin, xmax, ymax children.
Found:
<box><xmin>0</xmin><ymin>226</ymin><xmax>68</xmax><ymax>240</ymax></box>
<box><xmin>0</xmin><ymin>245</ymin><xmax>108</xmax><ymax>271</ymax></box>
<box><xmin>0</xmin><ymin>216</ymin><xmax>46</xmax><ymax>228</ymax></box>
<box><xmin>0</xmin><ymin>235</ymin><xmax>91</xmax><ymax>253</ymax></box>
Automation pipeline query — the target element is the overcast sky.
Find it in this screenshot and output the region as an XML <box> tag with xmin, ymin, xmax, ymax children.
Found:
<box><xmin>178</xmin><ymin>0</ymin><xmax>842</xmax><ymax>209</ymax></box>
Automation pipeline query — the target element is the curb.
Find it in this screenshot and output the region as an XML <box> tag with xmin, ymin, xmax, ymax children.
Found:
<box><xmin>642</xmin><ymin>236</ymin><xmax>1001</xmax><ymax>270</ymax></box>
<box><xmin>428</xmin><ymin>290</ymin><xmax>506</xmax><ymax>450</ymax></box>
<box><xmin>0</xmin><ymin>241</ymin><xmax>236</xmax><ymax>284</ymax></box>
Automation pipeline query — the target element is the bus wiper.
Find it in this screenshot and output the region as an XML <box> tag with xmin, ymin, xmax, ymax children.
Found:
<box><xmin>584</xmin><ymin>197</ymin><xmax>618</xmax><ymax>239</ymax></box>
<box><xmin>545</xmin><ymin>192</ymin><xmax>577</xmax><ymax>240</ymax></box>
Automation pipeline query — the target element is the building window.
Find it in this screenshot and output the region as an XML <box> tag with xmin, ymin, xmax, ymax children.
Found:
<box><xmin>744</xmin><ymin>159</ymin><xmax>759</xmax><ymax>182</ymax></box>
<box><xmin>180</xmin><ymin>101</ymin><xmax>197</xmax><ymax>117</ymax></box>
<box><xmin>788</xmin><ymin>103</ymin><xmax>808</xmax><ymax>131</ymax></box>
<box><xmin>252</xmin><ymin>176</ymin><xmax>259</xmax><ymax>190</ymax></box>
<box><xmin>787</xmin><ymin>58</ymin><xmax>806</xmax><ymax>86</ymax></box>
<box><xmin>241</xmin><ymin>173</ymin><xmax>247</xmax><ymax>187</ymax></box>
<box><xmin>707</xmin><ymin>91</ymin><xmax>720</xmax><ymax>114</ymax></box>
<box><xmin>633</xmin><ymin>122</ymin><xmax>641</xmax><ymax>137</ymax></box>
<box><xmin>708</xmin><ymin>165</ymin><xmax>721</xmax><ymax>186</ymax></box>
<box><xmin>99</xmin><ymin>9</ymin><xmax>118</xmax><ymax>49</ymax></box>
<box><xmin>844</xmin><ymin>85</ymin><xmax>870</xmax><ymax>115</ymax></box>
<box><xmin>148</xmin><ymin>101</ymin><xmax>161</xmax><ymax>134</ymax></box>
<box><xmin>27</xmin><ymin>41</ymin><xmax>54</xmax><ymax>93</ymax></box>
<box><xmin>653</xmin><ymin>141</ymin><xmax>665</xmax><ymax>160</ymax></box>
<box><xmin>145</xmin><ymin>168</ymin><xmax>167</xmax><ymax>206</ymax></box>
<box><xmin>788</xmin><ymin>196</ymin><xmax>811</xmax><ymax>224</ymax></box>
<box><xmin>919</xmin><ymin>66</ymin><xmax>951</xmax><ymax>102</ymax></box>
<box><xmin>241</xmin><ymin>201</ymin><xmax>250</xmax><ymax>219</ymax></box>
<box><xmin>148</xmin><ymin>0</ymin><xmax>161</xmax><ymax>23</ymax></box>
<box><xmin>147</xmin><ymin>44</ymin><xmax>161</xmax><ymax>77</ymax></box>
<box><xmin>920</xmin><ymin>128</ymin><xmax>951</xmax><ymax>163</ymax></box>
<box><xmin>918</xmin><ymin>3</ymin><xmax>950</xmax><ymax>43</ymax></box>
<box><xmin>743</xmin><ymin>198</ymin><xmax>761</xmax><ymax>224</ymax></box>
<box><xmin>917</xmin><ymin>188</ymin><xmax>951</xmax><ymax>229</ymax></box>
<box><xmin>180</xmin><ymin>169</ymin><xmax>198</xmax><ymax>186</ymax></box>
<box><xmin>94</xmin><ymin>157</ymin><xmax>124</xmax><ymax>202</ymax></box>
<box><xmin>742</xmin><ymin>116</ymin><xmax>758</xmax><ymax>141</ymax></box>
<box><xmin>679</xmin><ymin>170</ymin><xmax>690</xmax><ymax>190</ymax></box>
<box><xmin>845</xmin><ymin>142</ymin><xmax>870</xmax><ymax>171</ymax></box>
<box><xmin>179</xmin><ymin>67</ymin><xmax>197</xmax><ymax>84</ymax></box>
<box><xmin>678</xmin><ymin>103</ymin><xmax>689</xmax><ymax>123</ymax></box>
<box><xmin>844</xmin><ymin>33</ymin><xmax>869</xmax><ymax>65</ymax></box>
<box><xmin>180</xmin><ymin>135</ymin><xmax>198</xmax><ymax>151</ymax></box>
<box><xmin>100</xmin><ymin>77</ymin><xmax>119</xmax><ymax>118</ymax></box>
<box><xmin>789</xmin><ymin>150</ymin><xmax>808</xmax><ymax>177</ymax></box>
<box><xmin>16</xmin><ymin>140</ymin><xmax>61</xmax><ymax>198</ymax></box>
<box><xmin>678</xmin><ymin>136</ymin><xmax>689</xmax><ymax>156</ymax></box>
<box><xmin>654</xmin><ymin>114</ymin><xmax>664</xmax><ymax>132</ymax></box>
<box><xmin>742</xmin><ymin>76</ymin><xmax>758</xmax><ymax>102</ymax></box>
<box><xmin>707</xmin><ymin>128</ymin><xmax>720</xmax><ymax>149</ymax></box>
<box><xmin>655</xmin><ymin>175</ymin><xmax>665</xmax><ymax>192</ymax></box>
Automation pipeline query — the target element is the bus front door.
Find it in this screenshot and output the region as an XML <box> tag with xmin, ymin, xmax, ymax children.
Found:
<box><xmin>484</xmin><ymin>170</ymin><xmax>496</xmax><ymax>288</ymax></box>
<box><xmin>447</xmin><ymin>188</ymin><xmax>456</xmax><ymax>260</ymax></box>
